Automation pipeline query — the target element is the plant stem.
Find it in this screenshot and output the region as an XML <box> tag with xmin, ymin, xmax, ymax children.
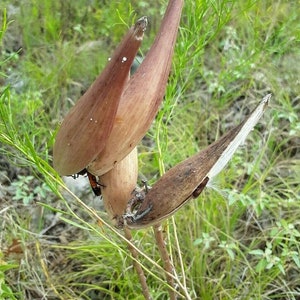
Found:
<box><xmin>124</xmin><ymin>227</ymin><xmax>152</xmax><ymax>300</ymax></box>
<box><xmin>153</xmin><ymin>223</ymin><xmax>177</xmax><ymax>300</ymax></box>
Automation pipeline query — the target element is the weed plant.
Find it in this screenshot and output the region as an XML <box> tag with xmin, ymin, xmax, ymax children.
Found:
<box><xmin>0</xmin><ymin>0</ymin><xmax>300</xmax><ymax>299</ymax></box>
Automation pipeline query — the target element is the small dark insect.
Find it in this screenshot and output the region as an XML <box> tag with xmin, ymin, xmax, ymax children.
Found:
<box><xmin>87</xmin><ymin>172</ymin><xmax>102</xmax><ymax>196</ymax></box>
<box><xmin>74</xmin><ymin>169</ymin><xmax>103</xmax><ymax>196</ymax></box>
<box><xmin>192</xmin><ymin>176</ymin><xmax>209</xmax><ymax>198</ymax></box>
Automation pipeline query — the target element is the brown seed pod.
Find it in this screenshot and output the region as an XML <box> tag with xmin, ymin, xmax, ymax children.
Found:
<box><xmin>88</xmin><ymin>0</ymin><xmax>184</xmax><ymax>176</ymax></box>
<box><xmin>100</xmin><ymin>147</ymin><xmax>138</xmax><ymax>226</ymax></box>
<box><xmin>53</xmin><ymin>17</ymin><xmax>148</xmax><ymax>176</ymax></box>
<box><xmin>124</xmin><ymin>95</ymin><xmax>271</xmax><ymax>229</ymax></box>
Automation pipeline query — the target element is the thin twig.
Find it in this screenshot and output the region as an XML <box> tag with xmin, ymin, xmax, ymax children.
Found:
<box><xmin>124</xmin><ymin>227</ymin><xmax>152</xmax><ymax>300</ymax></box>
<box><xmin>153</xmin><ymin>223</ymin><xmax>177</xmax><ymax>300</ymax></box>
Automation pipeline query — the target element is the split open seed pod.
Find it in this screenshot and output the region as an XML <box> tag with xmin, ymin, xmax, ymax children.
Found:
<box><xmin>124</xmin><ymin>94</ymin><xmax>271</xmax><ymax>229</ymax></box>
<box><xmin>88</xmin><ymin>0</ymin><xmax>184</xmax><ymax>176</ymax></box>
<box><xmin>53</xmin><ymin>17</ymin><xmax>148</xmax><ymax>176</ymax></box>
<box><xmin>99</xmin><ymin>147</ymin><xmax>138</xmax><ymax>226</ymax></box>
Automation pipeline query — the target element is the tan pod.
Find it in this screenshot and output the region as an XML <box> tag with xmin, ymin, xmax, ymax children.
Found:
<box><xmin>53</xmin><ymin>17</ymin><xmax>147</xmax><ymax>175</ymax></box>
<box><xmin>100</xmin><ymin>147</ymin><xmax>138</xmax><ymax>226</ymax></box>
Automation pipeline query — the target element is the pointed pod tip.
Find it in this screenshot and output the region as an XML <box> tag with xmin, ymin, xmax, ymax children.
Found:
<box><xmin>262</xmin><ymin>93</ymin><xmax>271</xmax><ymax>108</ymax></box>
<box><xmin>136</xmin><ymin>16</ymin><xmax>148</xmax><ymax>26</ymax></box>
<box><xmin>134</xmin><ymin>16</ymin><xmax>148</xmax><ymax>40</ymax></box>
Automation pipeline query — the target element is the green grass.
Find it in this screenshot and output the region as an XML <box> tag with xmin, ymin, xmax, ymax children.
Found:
<box><xmin>1</xmin><ymin>0</ymin><xmax>300</xmax><ymax>299</ymax></box>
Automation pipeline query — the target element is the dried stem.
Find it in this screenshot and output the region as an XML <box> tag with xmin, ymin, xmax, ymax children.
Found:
<box><xmin>153</xmin><ymin>223</ymin><xmax>177</xmax><ymax>300</ymax></box>
<box><xmin>124</xmin><ymin>227</ymin><xmax>152</xmax><ymax>300</ymax></box>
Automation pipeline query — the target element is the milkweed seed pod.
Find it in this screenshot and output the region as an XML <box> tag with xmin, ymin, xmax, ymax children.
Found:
<box><xmin>53</xmin><ymin>17</ymin><xmax>148</xmax><ymax>176</ymax></box>
<box><xmin>88</xmin><ymin>0</ymin><xmax>184</xmax><ymax>176</ymax></box>
<box><xmin>99</xmin><ymin>147</ymin><xmax>138</xmax><ymax>226</ymax></box>
<box><xmin>124</xmin><ymin>95</ymin><xmax>271</xmax><ymax>229</ymax></box>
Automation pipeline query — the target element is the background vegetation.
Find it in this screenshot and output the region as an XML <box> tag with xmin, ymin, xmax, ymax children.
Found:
<box><xmin>0</xmin><ymin>0</ymin><xmax>299</xmax><ymax>299</ymax></box>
